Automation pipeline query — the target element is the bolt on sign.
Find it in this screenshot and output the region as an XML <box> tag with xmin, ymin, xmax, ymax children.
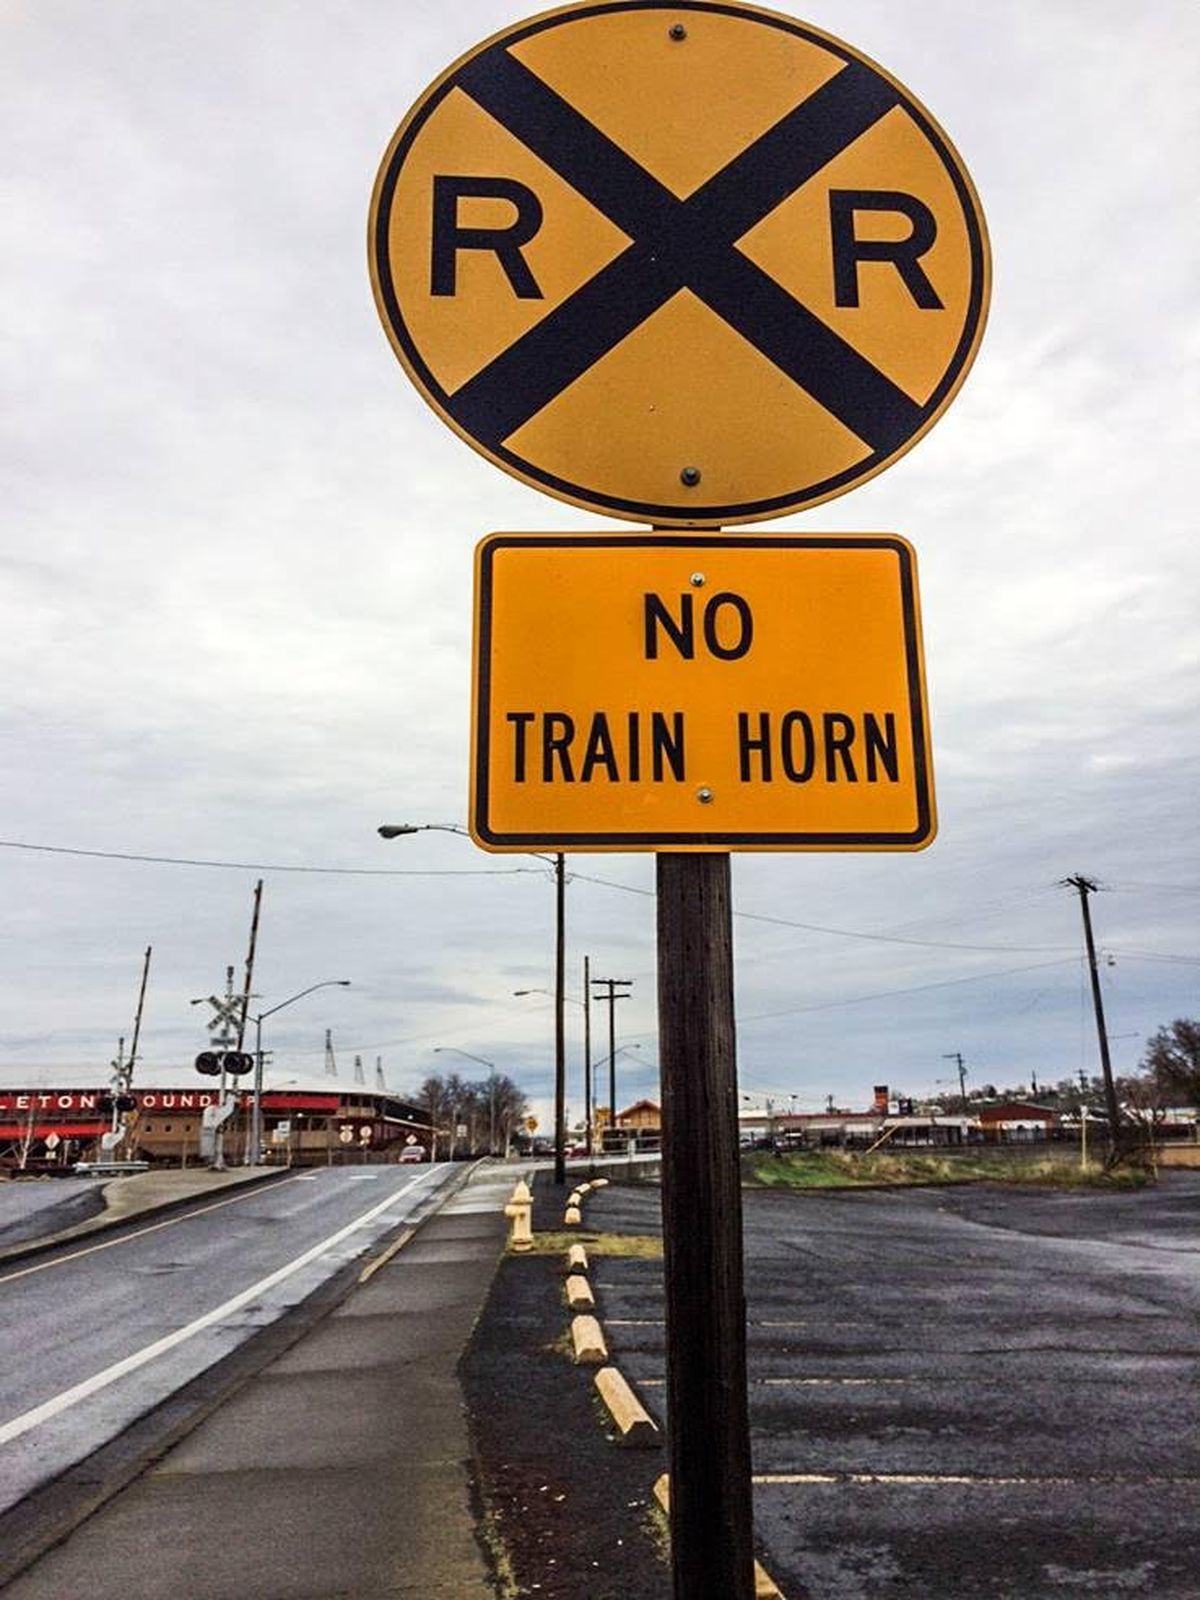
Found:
<box><xmin>470</xmin><ymin>533</ymin><xmax>934</xmax><ymax>851</ymax></box>
<box><xmin>368</xmin><ymin>1</ymin><xmax>990</xmax><ymax>526</ymax></box>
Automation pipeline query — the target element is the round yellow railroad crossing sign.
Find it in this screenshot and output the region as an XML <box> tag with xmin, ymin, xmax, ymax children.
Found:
<box><xmin>369</xmin><ymin>1</ymin><xmax>990</xmax><ymax>527</ymax></box>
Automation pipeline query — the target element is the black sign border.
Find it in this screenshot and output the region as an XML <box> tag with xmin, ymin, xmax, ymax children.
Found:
<box><xmin>370</xmin><ymin>0</ymin><xmax>990</xmax><ymax>527</ymax></box>
<box><xmin>471</xmin><ymin>532</ymin><xmax>934</xmax><ymax>850</ymax></box>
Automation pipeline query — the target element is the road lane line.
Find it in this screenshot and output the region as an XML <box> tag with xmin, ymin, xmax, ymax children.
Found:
<box><xmin>358</xmin><ymin>1227</ymin><xmax>414</xmax><ymax>1284</ymax></box>
<box><xmin>0</xmin><ymin>1173</ymin><xmax>432</xmax><ymax>1447</ymax></box>
<box><xmin>0</xmin><ymin>1176</ymin><xmax>312</xmax><ymax>1286</ymax></box>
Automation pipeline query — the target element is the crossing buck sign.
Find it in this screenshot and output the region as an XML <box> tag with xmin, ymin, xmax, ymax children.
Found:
<box><xmin>369</xmin><ymin>1</ymin><xmax>990</xmax><ymax>525</ymax></box>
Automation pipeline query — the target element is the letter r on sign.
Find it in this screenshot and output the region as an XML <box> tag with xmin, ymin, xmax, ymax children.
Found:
<box><xmin>829</xmin><ymin>190</ymin><xmax>943</xmax><ymax>309</ymax></box>
<box><xmin>430</xmin><ymin>176</ymin><xmax>545</xmax><ymax>299</ymax></box>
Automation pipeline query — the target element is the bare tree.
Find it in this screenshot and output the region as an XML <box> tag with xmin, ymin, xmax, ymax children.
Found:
<box><xmin>1142</xmin><ymin>1019</ymin><xmax>1200</xmax><ymax>1105</ymax></box>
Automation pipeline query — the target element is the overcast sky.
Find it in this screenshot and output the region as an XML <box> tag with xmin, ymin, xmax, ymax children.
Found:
<box><xmin>2</xmin><ymin>0</ymin><xmax>1197</xmax><ymax>1126</ymax></box>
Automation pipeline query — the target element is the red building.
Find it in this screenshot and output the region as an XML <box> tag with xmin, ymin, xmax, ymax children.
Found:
<box><xmin>0</xmin><ymin>1076</ymin><xmax>433</xmax><ymax>1171</ymax></box>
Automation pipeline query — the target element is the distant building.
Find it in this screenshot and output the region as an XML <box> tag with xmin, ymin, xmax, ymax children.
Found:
<box><xmin>740</xmin><ymin>1106</ymin><xmax>974</xmax><ymax>1149</ymax></box>
<box><xmin>0</xmin><ymin>1073</ymin><xmax>432</xmax><ymax>1170</ymax></box>
<box><xmin>976</xmin><ymin>1101</ymin><xmax>1059</xmax><ymax>1142</ymax></box>
<box><xmin>593</xmin><ymin>1098</ymin><xmax>661</xmax><ymax>1153</ymax></box>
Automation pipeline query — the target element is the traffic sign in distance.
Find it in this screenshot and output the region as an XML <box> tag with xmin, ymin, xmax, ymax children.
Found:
<box><xmin>470</xmin><ymin>532</ymin><xmax>934</xmax><ymax>850</ymax></box>
<box><xmin>370</xmin><ymin>1</ymin><xmax>989</xmax><ymax>526</ymax></box>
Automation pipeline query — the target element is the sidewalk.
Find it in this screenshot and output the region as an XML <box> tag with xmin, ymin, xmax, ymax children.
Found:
<box><xmin>4</xmin><ymin>1165</ymin><xmax>513</xmax><ymax>1600</ymax></box>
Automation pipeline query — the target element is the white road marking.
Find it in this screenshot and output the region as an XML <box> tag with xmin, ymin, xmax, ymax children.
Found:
<box><xmin>754</xmin><ymin>1471</ymin><xmax>1200</xmax><ymax>1487</ymax></box>
<box><xmin>636</xmin><ymin>1375</ymin><xmax>911</xmax><ymax>1388</ymax></box>
<box><xmin>0</xmin><ymin>1173</ymin><xmax>430</xmax><ymax>1447</ymax></box>
<box><xmin>0</xmin><ymin>1176</ymin><xmax>311</xmax><ymax>1286</ymax></box>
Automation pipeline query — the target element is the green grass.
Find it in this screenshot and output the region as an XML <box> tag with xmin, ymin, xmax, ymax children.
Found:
<box><xmin>524</xmin><ymin>1230</ymin><xmax>664</xmax><ymax>1257</ymax></box>
<box><xmin>742</xmin><ymin>1148</ymin><xmax>1153</xmax><ymax>1190</ymax></box>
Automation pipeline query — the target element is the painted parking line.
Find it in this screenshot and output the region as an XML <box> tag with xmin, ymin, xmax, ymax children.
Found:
<box><xmin>635</xmin><ymin>1376</ymin><xmax>912</xmax><ymax>1388</ymax></box>
<box><xmin>0</xmin><ymin>1174</ymin><xmax>427</xmax><ymax>1448</ymax></box>
<box><xmin>755</xmin><ymin>1471</ymin><xmax>1200</xmax><ymax>1487</ymax></box>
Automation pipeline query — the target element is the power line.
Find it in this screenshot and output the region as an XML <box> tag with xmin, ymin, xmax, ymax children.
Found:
<box><xmin>735</xmin><ymin>957</ymin><xmax>1081</xmax><ymax>1027</ymax></box>
<box><xmin>0</xmin><ymin>838</ymin><xmax>537</xmax><ymax>878</ymax></box>
<box><xmin>5</xmin><ymin>837</ymin><xmax>1194</xmax><ymax>963</ymax></box>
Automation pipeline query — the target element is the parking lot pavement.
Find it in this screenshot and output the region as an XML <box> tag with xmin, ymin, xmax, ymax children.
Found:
<box><xmin>584</xmin><ymin>1175</ymin><xmax>1200</xmax><ymax>1600</ymax></box>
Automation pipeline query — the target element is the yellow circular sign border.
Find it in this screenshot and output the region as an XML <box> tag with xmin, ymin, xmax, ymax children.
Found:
<box><xmin>368</xmin><ymin>0</ymin><xmax>991</xmax><ymax>527</ymax></box>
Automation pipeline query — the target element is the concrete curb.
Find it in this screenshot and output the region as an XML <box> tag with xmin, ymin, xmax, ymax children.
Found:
<box><xmin>565</xmin><ymin>1271</ymin><xmax>595</xmax><ymax>1311</ymax></box>
<box><xmin>594</xmin><ymin>1365</ymin><xmax>660</xmax><ymax>1447</ymax></box>
<box><xmin>653</xmin><ymin>1474</ymin><xmax>787</xmax><ymax>1599</ymax></box>
<box><xmin>570</xmin><ymin>1313</ymin><xmax>608</xmax><ymax>1363</ymax></box>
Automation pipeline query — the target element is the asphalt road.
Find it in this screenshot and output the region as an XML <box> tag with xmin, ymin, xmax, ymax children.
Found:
<box><xmin>0</xmin><ymin>1163</ymin><xmax>458</xmax><ymax>1515</ymax></box>
<box><xmin>594</xmin><ymin>1174</ymin><xmax>1200</xmax><ymax>1599</ymax></box>
<box><xmin>0</xmin><ymin>1176</ymin><xmax>105</xmax><ymax>1246</ymax></box>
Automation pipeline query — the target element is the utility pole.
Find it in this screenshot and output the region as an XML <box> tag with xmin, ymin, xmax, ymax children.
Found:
<box><xmin>591</xmin><ymin>975</ymin><xmax>632</xmax><ymax>1152</ymax></box>
<box><xmin>114</xmin><ymin>944</ymin><xmax>152</xmax><ymax>1156</ymax></box>
<box><xmin>1062</xmin><ymin>875</ymin><xmax>1123</xmax><ymax>1163</ymax></box>
<box><xmin>942</xmin><ymin>1051</ymin><xmax>967</xmax><ymax>1109</ymax></box>
<box><xmin>658</xmin><ymin>852</ymin><xmax>754</xmax><ymax>1600</ymax></box>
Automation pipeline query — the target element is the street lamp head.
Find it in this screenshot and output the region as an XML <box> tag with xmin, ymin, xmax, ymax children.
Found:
<box><xmin>378</xmin><ymin>824</ymin><xmax>420</xmax><ymax>838</ymax></box>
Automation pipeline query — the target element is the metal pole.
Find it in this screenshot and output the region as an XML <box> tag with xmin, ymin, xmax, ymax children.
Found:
<box><xmin>214</xmin><ymin>965</ymin><xmax>235</xmax><ymax>1171</ymax></box>
<box><xmin>554</xmin><ymin>853</ymin><xmax>567</xmax><ymax>1185</ymax></box>
<box><xmin>583</xmin><ymin>954</ymin><xmax>592</xmax><ymax>1156</ymax></box>
<box><xmin>657</xmin><ymin>852</ymin><xmax>755</xmax><ymax>1600</ymax></box>
<box><xmin>250</xmin><ymin>1014</ymin><xmax>264</xmax><ymax>1166</ymax></box>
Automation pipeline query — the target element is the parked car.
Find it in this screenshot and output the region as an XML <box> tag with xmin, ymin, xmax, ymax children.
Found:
<box><xmin>398</xmin><ymin>1144</ymin><xmax>427</xmax><ymax>1163</ymax></box>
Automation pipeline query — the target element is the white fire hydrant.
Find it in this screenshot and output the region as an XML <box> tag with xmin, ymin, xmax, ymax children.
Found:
<box><xmin>504</xmin><ymin>1179</ymin><xmax>533</xmax><ymax>1251</ymax></box>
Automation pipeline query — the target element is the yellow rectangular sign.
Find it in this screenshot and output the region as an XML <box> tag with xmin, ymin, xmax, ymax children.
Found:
<box><xmin>470</xmin><ymin>533</ymin><xmax>935</xmax><ymax>852</ymax></box>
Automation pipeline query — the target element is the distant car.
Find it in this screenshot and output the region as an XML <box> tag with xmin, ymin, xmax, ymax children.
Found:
<box><xmin>399</xmin><ymin>1144</ymin><xmax>427</xmax><ymax>1164</ymax></box>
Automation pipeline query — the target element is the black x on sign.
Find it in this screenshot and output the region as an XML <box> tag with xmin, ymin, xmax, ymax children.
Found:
<box><xmin>369</xmin><ymin>2</ymin><xmax>990</xmax><ymax>526</ymax></box>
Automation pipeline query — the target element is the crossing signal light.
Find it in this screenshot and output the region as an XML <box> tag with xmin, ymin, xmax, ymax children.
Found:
<box><xmin>195</xmin><ymin>1052</ymin><xmax>222</xmax><ymax>1076</ymax></box>
<box><xmin>224</xmin><ymin>1052</ymin><xmax>255</xmax><ymax>1076</ymax></box>
<box><xmin>116</xmin><ymin>1094</ymin><xmax>136</xmax><ymax>1113</ymax></box>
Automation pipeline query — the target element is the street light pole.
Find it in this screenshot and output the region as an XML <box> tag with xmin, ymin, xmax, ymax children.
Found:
<box><xmin>583</xmin><ymin>954</ymin><xmax>592</xmax><ymax>1157</ymax></box>
<box><xmin>434</xmin><ymin>1046</ymin><xmax>498</xmax><ymax>1155</ymax></box>
<box><xmin>553</xmin><ymin>854</ymin><xmax>566</xmax><ymax>1184</ymax></box>
<box><xmin>383</xmin><ymin>823</ymin><xmax>569</xmax><ymax>1178</ymax></box>
<box><xmin>247</xmin><ymin>981</ymin><xmax>351</xmax><ymax>1165</ymax></box>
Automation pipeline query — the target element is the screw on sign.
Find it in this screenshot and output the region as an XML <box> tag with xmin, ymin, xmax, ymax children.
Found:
<box><xmin>369</xmin><ymin>0</ymin><xmax>989</xmax><ymax>526</ymax></box>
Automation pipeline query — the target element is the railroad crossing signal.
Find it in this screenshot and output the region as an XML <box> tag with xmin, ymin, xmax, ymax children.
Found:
<box><xmin>369</xmin><ymin>0</ymin><xmax>989</xmax><ymax>525</ymax></box>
